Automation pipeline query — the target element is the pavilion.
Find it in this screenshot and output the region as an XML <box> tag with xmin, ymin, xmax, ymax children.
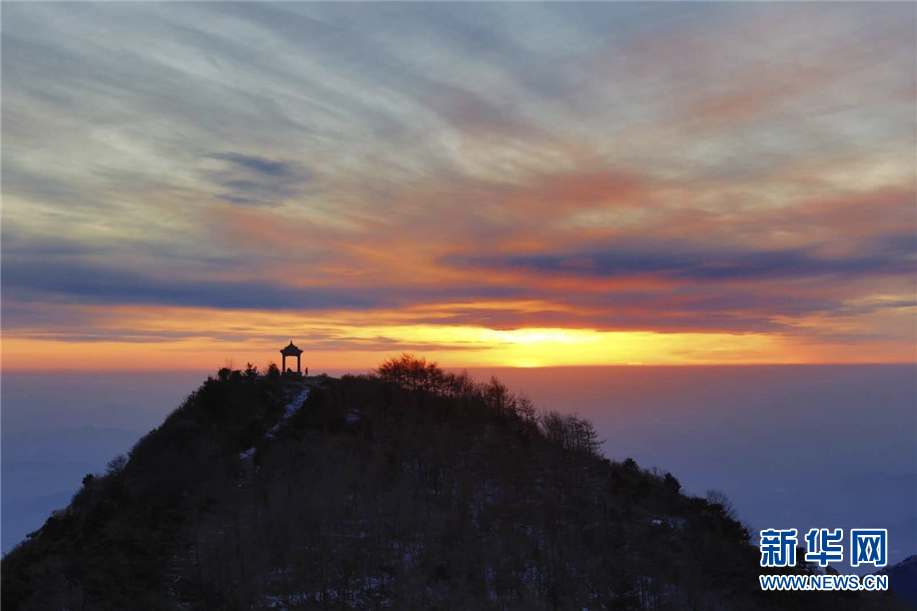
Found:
<box><xmin>280</xmin><ymin>341</ymin><xmax>305</xmax><ymax>376</ymax></box>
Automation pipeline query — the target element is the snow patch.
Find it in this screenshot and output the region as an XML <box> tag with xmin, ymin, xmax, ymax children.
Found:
<box><xmin>283</xmin><ymin>387</ymin><xmax>310</xmax><ymax>419</ymax></box>
<box><xmin>268</xmin><ymin>386</ymin><xmax>310</xmax><ymax>436</ymax></box>
<box><xmin>238</xmin><ymin>447</ymin><xmax>255</xmax><ymax>460</ymax></box>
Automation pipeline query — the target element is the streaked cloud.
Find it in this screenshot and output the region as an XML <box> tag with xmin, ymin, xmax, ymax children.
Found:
<box><xmin>2</xmin><ymin>2</ymin><xmax>914</xmax><ymax>368</ymax></box>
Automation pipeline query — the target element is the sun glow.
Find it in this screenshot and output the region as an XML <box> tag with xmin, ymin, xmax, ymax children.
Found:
<box><xmin>479</xmin><ymin>328</ymin><xmax>601</xmax><ymax>345</ymax></box>
<box><xmin>6</xmin><ymin>301</ymin><xmax>907</xmax><ymax>372</ymax></box>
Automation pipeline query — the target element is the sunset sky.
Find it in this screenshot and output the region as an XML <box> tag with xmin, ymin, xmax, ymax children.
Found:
<box><xmin>2</xmin><ymin>2</ymin><xmax>915</xmax><ymax>370</ymax></box>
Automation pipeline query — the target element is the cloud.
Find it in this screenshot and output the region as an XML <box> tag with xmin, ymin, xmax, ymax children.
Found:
<box><xmin>1</xmin><ymin>2</ymin><xmax>914</xmax><ymax>364</ymax></box>
<box><xmin>446</xmin><ymin>238</ymin><xmax>916</xmax><ymax>283</ymax></box>
<box><xmin>204</xmin><ymin>152</ymin><xmax>314</xmax><ymax>206</ymax></box>
<box><xmin>2</xmin><ymin>259</ymin><xmax>378</xmax><ymax>311</ymax></box>
<box><xmin>210</xmin><ymin>153</ymin><xmax>301</xmax><ymax>178</ymax></box>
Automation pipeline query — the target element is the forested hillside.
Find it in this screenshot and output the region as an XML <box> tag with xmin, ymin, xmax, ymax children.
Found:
<box><xmin>2</xmin><ymin>356</ymin><xmax>907</xmax><ymax>610</ymax></box>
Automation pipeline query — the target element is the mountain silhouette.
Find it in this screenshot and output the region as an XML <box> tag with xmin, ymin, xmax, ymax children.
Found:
<box><xmin>1</xmin><ymin>356</ymin><xmax>908</xmax><ymax>610</ymax></box>
<box><xmin>875</xmin><ymin>555</ymin><xmax>917</xmax><ymax>609</ymax></box>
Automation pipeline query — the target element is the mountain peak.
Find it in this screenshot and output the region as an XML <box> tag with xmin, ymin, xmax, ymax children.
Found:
<box><xmin>2</xmin><ymin>358</ymin><xmax>909</xmax><ymax>610</ymax></box>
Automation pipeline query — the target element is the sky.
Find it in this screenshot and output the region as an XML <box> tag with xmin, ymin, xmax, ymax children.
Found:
<box><xmin>2</xmin><ymin>2</ymin><xmax>915</xmax><ymax>370</ymax></box>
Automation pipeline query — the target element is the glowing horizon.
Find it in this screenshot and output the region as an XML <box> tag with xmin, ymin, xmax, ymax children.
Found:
<box><xmin>2</xmin><ymin>3</ymin><xmax>915</xmax><ymax>371</ymax></box>
<box><xmin>3</xmin><ymin>306</ymin><xmax>913</xmax><ymax>371</ymax></box>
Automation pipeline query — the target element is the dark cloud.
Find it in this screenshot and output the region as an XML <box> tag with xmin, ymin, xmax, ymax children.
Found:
<box><xmin>205</xmin><ymin>152</ymin><xmax>314</xmax><ymax>207</ymax></box>
<box><xmin>2</xmin><ymin>260</ymin><xmax>377</xmax><ymax>311</ymax></box>
<box><xmin>446</xmin><ymin>239</ymin><xmax>916</xmax><ymax>283</ymax></box>
<box><xmin>1</xmin><ymin>255</ymin><xmax>533</xmax><ymax>314</ymax></box>
<box><xmin>210</xmin><ymin>153</ymin><xmax>304</xmax><ymax>179</ymax></box>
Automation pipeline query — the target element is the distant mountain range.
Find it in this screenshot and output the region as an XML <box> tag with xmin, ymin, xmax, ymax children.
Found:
<box><xmin>876</xmin><ymin>555</ymin><xmax>917</xmax><ymax>609</ymax></box>
<box><xmin>1</xmin><ymin>427</ymin><xmax>146</xmax><ymax>553</ymax></box>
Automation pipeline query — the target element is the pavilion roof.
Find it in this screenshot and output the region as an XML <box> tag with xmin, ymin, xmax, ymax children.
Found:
<box><xmin>280</xmin><ymin>341</ymin><xmax>303</xmax><ymax>356</ymax></box>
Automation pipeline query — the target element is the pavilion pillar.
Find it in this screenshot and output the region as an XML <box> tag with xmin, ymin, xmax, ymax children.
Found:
<box><xmin>282</xmin><ymin>355</ymin><xmax>286</xmax><ymax>371</ymax></box>
<box><xmin>297</xmin><ymin>355</ymin><xmax>301</xmax><ymax>375</ymax></box>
